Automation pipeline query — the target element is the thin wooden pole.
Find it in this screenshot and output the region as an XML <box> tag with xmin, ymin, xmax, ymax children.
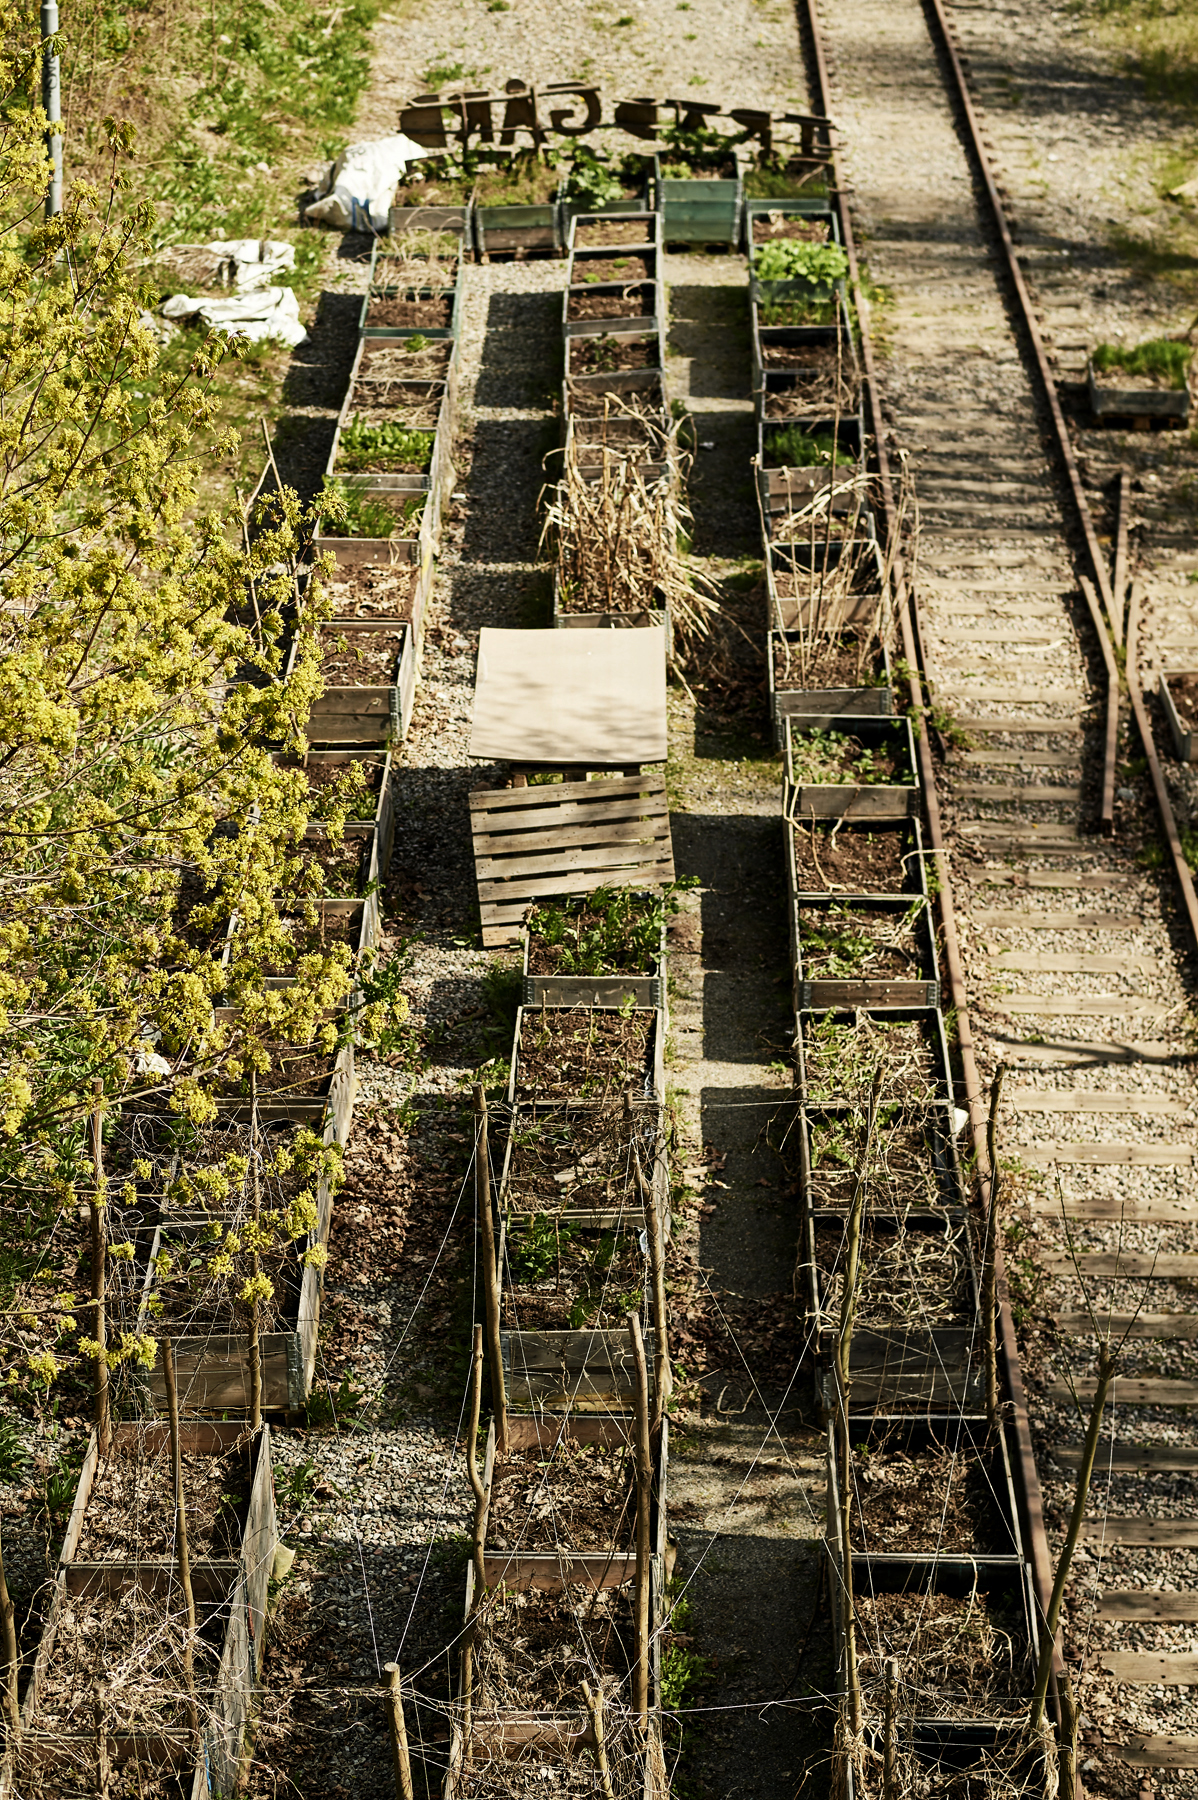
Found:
<box><xmin>382</xmin><ymin>1663</ymin><xmax>415</xmax><ymax>1800</ymax></box>
<box><xmin>465</xmin><ymin>1325</ymin><xmax>489</xmax><ymax>1598</ymax></box>
<box><xmin>629</xmin><ymin>1311</ymin><xmax>652</xmax><ymax>1728</ymax></box>
<box><xmin>583</xmin><ymin>1680</ymin><xmax>615</xmax><ymax>1800</ymax></box>
<box><xmin>628</xmin><ymin>1098</ymin><xmax>671</xmax><ymax>1429</ymax></box>
<box><xmin>0</xmin><ymin>1509</ymin><xmax>17</xmax><ymax>1740</ymax></box>
<box><xmin>474</xmin><ymin>1083</ymin><xmax>507</xmax><ymax>1453</ymax></box>
<box><xmin>984</xmin><ymin>1062</ymin><xmax>1007</xmax><ymax>1425</ymax></box>
<box><xmin>883</xmin><ymin>1658</ymin><xmax>898</xmax><ymax>1800</ymax></box>
<box><xmin>249</xmin><ymin>1068</ymin><xmax>262</xmax><ymax>1431</ymax></box>
<box><xmin>94</xmin><ymin>1685</ymin><xmax>111</xmax><ymax>1800</ymax></box>
<box><xmin>162</xmin><ymin>1340</ymin><xmax>198</xmax><ymax>1734</ymax></box>
<box><xmin>1112</xmin><ymin>467</ymin><xmax>1130</xmax><ymax>647</ymax></box>
<box><xmin>1057</xmin><ymin>1663</ymin><xmax>1079</xmax><ymax>1800</ymax></box>
<box><xmin>90</xmin><ymin>1078</ymin><xmax>110</xmax><ymax>1455</ymax></box>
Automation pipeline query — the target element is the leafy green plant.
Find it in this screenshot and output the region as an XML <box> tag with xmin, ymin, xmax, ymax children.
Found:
<box><xmin>754</xmin><ymin>238</ymin><xmax>848</xmax><ymax>286</ymax></box>
<box><xmin>275</xmin><ymin>1456</ymin><xmax>319</xmax><ymax>1513</ymax></box>
<box><xmin>320</xmin><ymin>479</ymin><xmax>425</xmax><ymax>538</ymax></box>
<box><xmin>1092</xmin><ymin>337</ymin><xmax>1190</xmax><ymax>390</ymax></box>
<box><xmin>0</xmin><ymin>1416</ymin><xmax>30</xmax><ymax>1480</ymax></box>
<box><xmin>564</xmin><ymin>146</ymin><xmax>633</xmax><ymax>209</ymax></box>
<box><xmin>308</xmin><ymin>1371</ymin><xmax>367</xmax><ymax>1429</ymax></box>
<box><xmin>527</xmin><ymin>880</ymin><xmax>695</xmax><ymax>975</ymax></box>
<box><xmin>765</xmin><ymin>424</ymin><xmax>852</xmax><ymax>468</ymax></box>
<box><xmin>788</xmin><ymin>728</ymin><xmax>909</xmax><ymax>787</ymax></box>
<box><xmin>509</xmin><ymin>1214</ymin><xmax>574</xmax><ymax>1283</ymax></box>
<box><xmin>658</xmin><ymin>120</ymin><xmax>740</xmax><ymax>174</ymax></box>
<box><xmin>337</xmin><ymin>420</ymin><xmax>435</xmax><ymax>472</ymax></box>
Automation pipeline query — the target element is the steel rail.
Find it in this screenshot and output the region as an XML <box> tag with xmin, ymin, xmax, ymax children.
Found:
<box><xmin>923</xmin><ymin>0</ymin><xmax>1198</xmax><ymax>953</ymax></box>
<box><xmin>795</xmin><ymin>0</ymin><xmax>1060</xmax><ymax>1679</ymax></box>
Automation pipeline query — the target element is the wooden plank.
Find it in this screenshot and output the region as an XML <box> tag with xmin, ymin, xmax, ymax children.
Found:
<box><xmin>1015</xmin><ymin>1143</ymin><xmax>1193</xmax><ymax>1166</ymax></box>
<box><xmin>482</xmin><ymin>1552</ymin><xmax>637</xmax><ymax>1591</ymax></box>
<box><xmin>1045</xmin><ymin>1251</ymin><xmax>1198</xmax><ymax>1275</ymax></box>
<box><xmin>470</xmin><ymin>776</ymin><xmax>655</xmax><ymax>813</ymax></box>
<box><xmin>1098</xmin><ymin>1593</ymin><xmax>1198</xmax><ymax>1621</ymax></box>
<box><xmin>999</xmin><ymin>996</ymin><xmax>1166</xmax><ymax>1016</ymax></box>
<box><xmin>1083</xmin><ymin>1519</ymin><xmax>1198</xmax><ymax>1547</ymax></box>
<box><xmin>938</xmin><ymin>684</ymin><xmax>1081</xmax><ymax>703</ymax></box>
<box><xmin>989</xmin><ymin>951</ymin><xmax>1158</xmax><ymax>974</ymax></box>
<box><xmin>955</xmin><ymin>782</ymin><xmax>1081</xmax><ymax>801</ymax></box>
<box><xmin>1100</xmin><ymin>1654</ymin><xmax>1198</xmax><ymax>1686</ymax></box>
<box><xmin>473</xmin><ymin>797</ymin><xmax>668</xmax><ymax>836</ymax></box>
<box><xmin>1052</xmin><ymin>1441</ymin><xmax>1198</xmax><ymax>1472</ymax></box>
<box><xmin>979</xmin><ymin>870</ymin><xmax>1134</xmax><ymax>888</ymax></box>
<box><xmin>1010</xmin><ymin>1089</ymin><xmax>1183</xmax><ymax>1114</ymax></box>
<box><xmin>790</xmin><ymin>785</ymin><xmax>916</xmax><ymax>821</ymax></box>
<box><xmin>959</xmin><ymin>750</ymin><xmax>1084</xmax><ymax>767</ymax></box>
<box><xmin>1117</xmin><ymin>1736</ymin><xmax>1198</xmax><ymax>1769</ymax></box>
<box><xmin>479</xmin><ymin>858</ymin><xmax>674</xmax><ymax>909</ymax></box>
<box><xmin>953</xmin><ymin>715</ymin><xmax>1082</xmax><ymax>732</ymax></box>
<box><xmin>64</xmin><ymin>1560</ymin><xmax>239</xmax><ymax>1599</ymax></box>
<box><xmin>1041</xmin><ymin>1199</ymin><xmax>1198</xmax><ymax>1222</ymax></box>
<box><xmin>1047</xmin><ymin>1379</ymin><xmax>1198</xmax><ymax>1405</ymax></box>
<box><xmin>973</xmin><ymin>911</ymin><xmax>1141</xmax><ymax>928</ymax></box>
<box><xmin>935</xmin><ymin>625</ymin><xmax>1061</xmax><ymax>642</ymax></box>
<box><xmin>1005</xmin><ymin>1040</ymin><xmax>1176</xmax><ymax>1065</ymax></box>
<box><xmin>473</xmin><ymin>811</ymin><xmax>667</xmax><ymax>852</ymax></box>
<box><xmin>477</xmin><ymin>835</ymin><xmax>671</xmax><ymax>879</ymax></box>
<box><xmin>800</xmin><ymin>978</ymin><xmax>937</xmax><ymax>1009</ymax></box>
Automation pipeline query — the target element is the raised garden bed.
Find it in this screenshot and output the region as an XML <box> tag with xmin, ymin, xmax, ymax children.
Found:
<box><xmin>771</xmin><ymin>639</ymin><xmax>893</xmax><ymax>727</ymax></box>
<box><xmin>1159</xmin><ymin>669</ymin><xmax>1198</xmax><ymax>761</ymax></box>
<box><xmin>522</xmin><ymin>887</ymin><xmax>667</xmax><ymax>1007</ymax></box>
<box><xmin>500</xmin><ymin>1217</ymin><xmax>647</xmax><ymax>1331</ymax></box>
<box><xmin>473</xmin><ymin>1580</ymin><xmax>637</xmax><ymax>1712</ymax></box>
<box><xmin>306</xmin><ymin>617</ymin><xmax>412</xmax><ymax>745</ymax></box>
<box><xmin>565</xmin><ymin>283</ymin><xmax>658</xmax><ymax>329</ymax></box>
<box><xmin>837</xmin><ymin>1418</ymin><xmax>1022</xmax><ymax>1559</ymax></box>
<box><xmin>788</xmin><ymin>814</ymin><xmax>927</xmax><ymax>903</ymax></box>
<box><xmin>564</xmin><ymin>368</ymin><xmax>667</xmax><ymax>423</ymax></box>
<box><xmin>653</xmin><ymin>154</ymin><xmax>743</xmax><ymax>246</ymax></box>
<box><xmin>767</xmin><ymin>550</ymin><xmax>883</xmax><ymax>642</ymax></box>
<box><xmin>573</xmin><ymin>218</ymin><xmax>655</xmax><ymax>248</ymax></box>
<box><xmin>1086</xmin><ymin>340</ymin><xmax>1190</xmax><ymax>428</ymax></box>
<box><xmin>799</xmin><ymin>1101</ymin><xmax>963</xmax><ymax>1213</ymax></box>
<box><xmin>798</xmin><ymin>1008</ymin><xmax>953</xmax><ymax>1107</ymax></box>
<box><xmin>498</xmin><ymin>1096</ymin><xmax>668</xmax><ymax>1231</ymax></box>
<box><xmin>360</xmin><ymin>289</ymin><xmax>456</xmax><ymax>335</ymax></box>
<box><xmin>565</xmin><ymin>333</ymin><xmax>661</xmax><ymax>377</ymax></box>
<box><xmin>568</xmin><ymin>251</ymin><xmax>656</xmax><ymax>286</ymax></box>
<box><xmin>509</xmin><ymin>1004</ymin><xmax>663</xmax><ymax>1101</ymax></box>
<box><xmin>795</xmin><ymin>897</ymin><xmax>939</xmax><ymax>1010</ymax></box>
<box><xmin>501</xmin><ymin>1323</ymin><xmax>662</xmax><ymax>1412</ymax></box>
<box><xmin>9</xmin><ymin>1421</ymin><xmax>275</xmax><ymax>1799</ymax></box>
<box><xmin>782</xmin><ymin>717</ymin><xmax>918</xmax><ymax>832</ymax></box>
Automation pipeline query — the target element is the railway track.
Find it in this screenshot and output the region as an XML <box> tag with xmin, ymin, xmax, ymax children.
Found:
<box><xmin>804</xmin><ymin>0</ymin><xmax>1198</xmax><ymax>1789</ymax></box>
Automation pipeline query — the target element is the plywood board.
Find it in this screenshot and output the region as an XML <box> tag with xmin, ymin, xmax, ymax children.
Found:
<box><xmin>470</xmin><ymin>627</ymin><xmax>667</xmax><ymax>765</ymax></box>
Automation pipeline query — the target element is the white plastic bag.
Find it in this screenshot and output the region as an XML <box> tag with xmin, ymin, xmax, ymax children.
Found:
<box><xmin>206</xmin><ymin>238</ymin><xmax>297</xmax><ymax>289</ymax></box>
<box><xmin>304</xmin><ymin>134</ymin><xmax>430</xmax><ymax>232</ymax></box>
<box><xmin>161</xmin><ymin>285</ymin><xmax>307</xmax><ymax>347</ymax></box>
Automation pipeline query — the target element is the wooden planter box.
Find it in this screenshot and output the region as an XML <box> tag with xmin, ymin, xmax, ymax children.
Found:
<box><xmin>793</xmin><ymin>892</ymin><xmax>940</xmax><ymax>1013</ymax></box>
<box><xmin>1086</xmin><ymin>355</ymin><xmax>1189</xmax><ymax>429</ymax></box>
<box><xmin>798</xmin><ymin>1100</ymin><xmax>965</xmax><ymax>1217</ymax></box>
<box><xmin>782</xmin><ymin>711</ymin><xmax>913</xmax><ymax>786</ymax></box>
<box><xmin>497</xmin><ymin>1094</ymin><xmax>670</xmax><ymax>1234</ymax></box>
<box><xmin>309</xmin><ymin>534</ymin><xmax>433</xmax><ymax>655</ymax></box>
<box><xmin>564</xmin><ymin>417</ymin><xmax>672</xmax><ymax>488</ymax></box>
<box><xmin>770</xmin><ymin>636</ymin><xmax>893</xmax><ymax>742</ymax></box>
<box><xmin>828</xmin><ymin>1413</ymin><xmax>1025</xmax><ymax>1563</ymax></box>
<box><xmin>387</xmin><ymin>200</ymin><xmax>471</xmax><ymax>239</ymax></box>
<box><xmin>565</xmin><ymin>208</ymin><xmax>662</xmax><ymax>255</ymax></box>
<box><xmin>474</xmin><ymin>198</ymin><xmax>563</xmax><ymax>258</ymax></box>
<box><xmin>501</xmin><ymin>1325</ymin><xmax>662</xmax><ymax>1412</ymax></box>
<box><xmin>653</xmin><ymin>160</ymin><xmax>744</xmax><ymax>246</ymax></box>
<box><xmin>1160</xmin><ymin>669</ymin><xmax>1198</xmax><ymax>761</ymax></box>
<box><xmin>797</xmin><ymin>1004</ymin><xmax>953</xmax><ymax>1104</ymax></box>
<box><xmin>801</xmin><ymin>1208</ymin><xmax>982</xmax><ymax>1410</ymax></box>
<box><xmin>508</xmin><ymin>1001</ymin><xmax>665</xmax><ymax>1102</ymax></box>
<box><xmin>520</xmin><ymin>909</ymin><xmax>666</xmax><ymax>1010</ymax></box>
<box><xmin>743</xmin><ymin>194</ymin><xmax>837</xmax><ymax>252</ymax></box>
<box><xmin>2</xmin><ymin>1422</ymin><xmax>276</xmax><ymax>1800</ymax></box>
<box><xmin>307</xmin><ymin>624</ymin><xmax>411</xmax><ymax>747</ymax></box>
<box><xmin>758</xmin><ymin>403</ymin><xmax>863</xmax><ymax>476</ymax></box>
<box><xmin>564</xmin><ymin>326</ymin><xmax>666</xmax><ymax>384</ymax></box>
<box><xmin>297</xmin><ymin>745</ymin><xmax>398</xmax><ymax>876</ymax></box>
<box><xmin>359</xmin><ymin>240</ymin><xmax>463</xmax><ymax>340</ymax></box>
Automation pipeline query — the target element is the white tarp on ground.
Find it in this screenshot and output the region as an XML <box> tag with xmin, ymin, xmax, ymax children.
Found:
<box><xmin>160</xmin><ymin>285</ymin><xmax>307</xmax><ymax>347</ymax></box>
<box><xmin>206</xmin><ymin>238</ymin><xmax>297</xmax><ymax>289</ymax></box>
<box><xmin>304</xmin><ymin>134</ymin><xmax>431</xmax><ymax>233</ymax></box>
<box><xmin>469</xmin><ymin>627</ymin><xmax>669</xmax><ymax>766</ymax></box>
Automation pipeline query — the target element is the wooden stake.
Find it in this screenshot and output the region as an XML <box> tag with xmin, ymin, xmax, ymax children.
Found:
<box><xmin>94</xmin><ymin>1685</ymin><xmax>111</xmax><ymax>1800</ymax></box>
<box><xmin>984</xmin><ymin>1062</ymin><xmax>1007</xmax><ymax>1425</ymax></box>
<box><xmin>249</xmin><ymin>1068</ymin><xmax>262</xmax><ymax>1432</ymax></box>
<box><xmin>1030</xmin><ymin>1337</ymin><xmax>1118</xmax><ymax>1729</ymax></box>
<box><xmin>583</xmin><ymin>1680</ymin><xmax>615</xmax><ymax>1800</ymax></box>
<box><xmin>474</xmin><ymin>1084</ymin><xmax>507</xmax><ymax>1453</ymax></box>
<box><xmin>382</xmin><ymin>1663</ymin><xmax>415</xmax><ymax>1800</ymax></box>
<box><xmin>89</xmin><ymin>1078</ymin><xmax>110</xmax><ymax>1455</ymax></box>
<box><xmin>629</xmin><ymin>1310</ymin><xmax>652</xmax><ymax>1728</ymax></box>
<box><xmin>465</xmin><ymin>1324</ymin><xmax>489</xmax><ymax>1599</ymax></box>
<box><xmin>1057</xmin><ymin>1662</ymin><xmax>1079</xmax><ymax>1800</ymax></box>
<box><xmin>0</xmin><ymin>1509</ymin><xmax>17</xmax><ymax>1741</ymax></box>
<box><xmin>162</xmin><ymin>1339</ymin><xmax>198</xmax><ymax>1734</ymax></box>
<box><xmin>883</xmin><ymin>1658</ymin><xmax>898</xmax><ymax>1800</ymax></box>
<box><xmin>628</xmin><ymin>1098</ymin><xmax>671</xmax><ymax>1429</ymax></box>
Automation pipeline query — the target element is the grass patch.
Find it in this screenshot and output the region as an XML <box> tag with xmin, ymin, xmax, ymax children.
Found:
<box><xmin>1092</xmin><ymin>336</ymin><xmax>1191</xmax><ymax>387</ymax></box>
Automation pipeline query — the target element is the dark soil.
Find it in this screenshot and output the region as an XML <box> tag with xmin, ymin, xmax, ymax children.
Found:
<box><xmin>848</xmin><ymin>1438</ymin><xmax>1011</xmax><ymax>1554</ymax></box>
<box><xmin>171</xmin><ymin>865</ymin><xmax>229</xmax><ymax>954</ymax></box>
<box><xmin>515</xmin><ymin>1008</ymin><xmax>656</xmax><ymax>1097</ymax></box>
<box><xmin>321</xmin><ymin>562</ymin><xmax>420</xmax><ymax>620</ymax></box>
<box><xmin>752</xmin><ymin>217</ymin><xmax>830</xmax><ymax>245</ymax></box>
<box><xmin>569</xmin><ymin>334</ymin><xmax>658</xmax><ymax>372</ymax></box>
<box><xmin>773</xmin><ymin>639</ymin><xmax>884</xmax><ymax>692</ymax></box>
<box><xmin>855</xmin><ymin>1590</ymin><xmax>1031</xmax><ymax>1716</ymax></box>
<box><xmin>502</xmin><ymin>1100</ymin><xmax>660</xmax><ymax>1217</ymax></box>
<box><xmin>299</xmin><ymin>832</ymin><xmax>369</xmax><ymax>896</ymax></box>
<box><xmin>567</xmin><ymin>378</ymin><xmax>666</xmax><ymax>417</ymax></box>
<box><xmin>488</xmin><ymin>1439</ymin><xmax>634</xmax><ymax>1551</ymax></box>
<box><xmin>575</xmin><ymin>220</ymin><xmax>654</xmax><ymax>246</ymax></box>
<box><xmin>363</xmin><ymin>294</ymin><xmax>453</xmax><ymax>329</ymax></box>
<box><xmin>526</xmin><ymin>903</ymin><xmax>659</xmax><ymax>976</ymax></box>
<box><xmin>75</xmin><ymin>1442</ymin><xmax>250</xmax><ymax>1561</ymax></box>
<box><xmin>791</xmin><ymin>821</ymin><xmax>912</xmax><ymax>894</ymax></box>
<box><xmin>501</xmin><ymin>1221</ymin><xmax>645</xmax><ymax>1329</ymax></box>
<box><xmin>798</xmin><ymin>902</ymin><xmax>928</xmax><ymax>982</ymax></box>
<box><xmin>762</xmin><ymin>340</ymin><xmax>846</xmax><ymax>369</ymax></box>
<box><xmin>570</xmin><ymin>254</ymin><xmax>655</xmax><ymax>284</ymax></box>
<box><xmin>1168</xmin><ymin>670</ymin><xmax>1198</xmax><ymax>732</ymax></box>
<box><xmin>287</xmin><ymin>755</ymin><xmax>385</xmax><ymax>808</ymax></box>
<box><xmin>320</xmin><ymin>626</ymin><xmax>405</xmax><ymax>684</ymax></box>
<box><xmin>567</xmin><ymin>287</ymin><xmax>655</xmax><ymax>321</ymax></box>
<box><xmin>475</xmin><ymin>1584</ymin><xmax>634</xmax><ymax>1713</ymax></box>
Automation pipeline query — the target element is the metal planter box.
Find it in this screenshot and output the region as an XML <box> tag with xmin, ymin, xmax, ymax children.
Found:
<box><xmin>1160</xmin><ymin>669</ymin><xmax>1198</xmax><ymax>761</ymax></box>
<box><xmin>653</xmin><ymin>160</ymin><xmax>744</xmax><ymax>246</ymax></box>
<box><xmin>1087</xmin><ymin>354</ymin><xmax>1189</xmax><ymax>428</ymax></box>
<box><xmin>566</xmin><ymin>208</ymin><xmax>663</xmax><ymax>255</ymax></box>
<box><xmin>387</xmin><ymin>200</ymin><xmax>471</xmax><ymax>239</ymax></box>
<box><xmin>743</xmin><ymin>194</ymin><xmax>837</xmax><ymax>252</ymax></box>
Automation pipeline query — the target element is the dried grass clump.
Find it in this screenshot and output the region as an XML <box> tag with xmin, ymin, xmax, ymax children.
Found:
<box><xmin>373</xmin><ymin>229</ymin><xmax>460</xmax><ymax>290</ymax></box>
<box><xmin>543</xmin><ymin>407</ymin><xmax>717</xmax><ymax>650</ymax></box>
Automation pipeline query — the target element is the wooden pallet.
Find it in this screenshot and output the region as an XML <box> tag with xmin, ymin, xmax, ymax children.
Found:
<box><xmin>469</xmin><ymin>775</ymin><xmax>675</xmax><ymax>947</ymax></box>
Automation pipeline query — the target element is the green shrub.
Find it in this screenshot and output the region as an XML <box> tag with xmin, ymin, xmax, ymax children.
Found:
<box><xmin>338</xmin><ymin>420</ymin><xmax>435</xmax><ymax>471</ymax></box>
<box><xmin>755</xmin><ymin>238</ymin><xmax>848</xmax><ymax>286</ymax></box>
<box><xmin>1092</xmin><ymin>337</ymin><xmax>1190</xmax><ymax>390</ymax></box>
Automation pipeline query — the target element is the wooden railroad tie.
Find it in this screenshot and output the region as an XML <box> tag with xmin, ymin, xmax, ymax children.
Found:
<box><xmin>1016</xmin><ymin>1142</ymin><xmax>1193</xmax><ymax>1167</ymax></box>
<box><xmin>1046</xmin><ymin>1378</ymin><xmax>1198</xmax><ymax>1406</ymax></box>
<box><xmin>469</xmin><ymin>774</ymin><xmax>675</xmax><ymax>949</ymax></box>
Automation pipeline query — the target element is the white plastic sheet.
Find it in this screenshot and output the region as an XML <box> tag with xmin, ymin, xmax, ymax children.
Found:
<box><xmin>206</xmin><ymin>238</ymin><xmax>297</xmax><ymax>289</ymax></box>
<box><xmin>304</xmin><ymin>134</ymin><xmax>431</xmax><ymax>233</ymax></box>
<box><xmin>160</xmin><ymin>285</ymin><xmax>307</xmax><ymax>347</ymax></box>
